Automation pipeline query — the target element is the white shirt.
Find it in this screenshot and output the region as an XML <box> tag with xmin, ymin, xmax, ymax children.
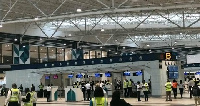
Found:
<box><xmin>179</xmin><ymin>83</ymin><xmax>184</xmax><ymax>88</ymax></box>
<box><xmin>47</xmin><ymin>86</ymin><xmax>51</xmax><ymax>91</ymax></box>
<box><xmin>5</xmin><ymin>89</ymin><xmax>22</xmax><ymax>105</ymax></box>
<box><xmin>188</xmin><ymin>80</ymin><xmax>195</xmax><ymax>87</ymax></box>
<box><xmin>137</xmin><ymin>84</ymin><xmax>142</xmax><ymax>91</ymax></box>
<box><xmin>85</xmin><ymin>83</ymin><xmax>91</xmax><ymax>90</ymax></box>
<box><xmin>100</xmin><ymin>83</ymin><xmax>104</xmax><ymax>88</ymax></box>
<box><xmin>32</xmin><ymin>91</ymin><xmax>37</xmax><ymax>103</ymax></box>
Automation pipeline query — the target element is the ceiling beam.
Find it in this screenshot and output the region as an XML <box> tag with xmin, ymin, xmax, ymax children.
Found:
<box><xmin>3</xmin><ymin>3</ymin><xmax>200</xmax><ymax>24</ymax></box>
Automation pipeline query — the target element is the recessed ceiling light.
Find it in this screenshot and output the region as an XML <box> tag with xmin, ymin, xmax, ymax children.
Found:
<box><xmin>123</xmin><ymin>47</ymin><xmax>125</xmax><ymax>49</ymax></box>
<box><xmin>14</xmin><ymin>38</ymin><xmax>17</xmax><ymax>41</ymax></box>
<box><xmin>109</xmin><ymin>50</ymin><xmax>111</xmax><ymax>51</ymax></box>
<box><xmin>174</xmin><ymin>41</ymin><xmax>177</xmax><ymax>44</ymax></box>
<box><xmin>62</xmin><ymin>49</ymin><xmax>64</xmax><ymax>50</ymax></box>
<box><xmin>132</xmin><ymin>52</ymin><xmax>134</xmax><ymax>54</ymax></box>
<box><xmin>100</xmin><ymin>46</ymin><xmax>102</xmax><ymax>49</ymax></box>
<box><xmin>35</xmin><ymin>50</ymin><xmax>37</xmax><ymax>51</ymax></box>
<box><xmin>41</xmin><ymin>49</ymin><xmax>42</xmax><ymax>50</ymax></box>
<box><xmin>34</xmin><ymin>17</ymin><xmax>39</xmax><ymax>20</ymax></box>
<box><xmin>77</xmin><ymin>9</ymin><xmax>82</xmax><ymax>12</ymax></box>
<box><xmin>64</xmin><ymin>44</ymin><xmax>66</xmax><ymax>45</ymax></box>
<box><xmin>172</xmin><ymin>47</ymin><xmax>174</xmax><ymax>49</ymax></box>
<box><xmin>68</xmin><ymin>34</ymin><xmax>72</xmax><ymax>36</ymax></box>
<box><xmin>0</xmin><ymin>24</ymin><xmax>3</xmax><ymax>28</ymax></box>
<box><xmin>149</xmin><ymin>49</ymin><xmax>151</xmax><ymax>51</ymax></box>
<box><xmin>147</xmin><ymin>44</ymin><xmax>150</xmax><ymax>47</ymax></box>
<box><xmin>101</xmin><ymin>28</ymin><xmax>105</xmax><ymax>32</ymax></box>
<box><xmin>180</xmin><ymin>33</ymin><xmax>182</xmax><ymax>35</ymax></box>
<box><xmin>115</xmin><ymin>39</ymin><xmax>118</xmax><ymax>41</ymax></box>
<box><xmin>115</xmin><ymin>52</ymin><xmax>118</xmax><ymax>54</ymax></box>
<box><xmin>52</xmin><ymin>50</ymin><xmax>53</xmax><ymax>51</ymax></box>
<box><xmin>23</xmin><ymin>46</ymin><xmax>25</xmax><ymax>48</ymax></box>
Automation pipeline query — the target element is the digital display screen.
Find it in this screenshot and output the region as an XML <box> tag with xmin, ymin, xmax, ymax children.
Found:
<box><xmin>167</xmin><ymin>65</ymin><xmax>178</xmax><ymax>72</ymax></box>
<box><xmin>169</xmin><ymin>72</ymin><xmax>179</xmax><ymax>79</ymax></box>
<box><xmin>105</xmin><ymin>72</ymin><xmax>112</xmax><ymax>77</ymax></box>
<box><xmin>45</xmin><ymin>76</ymin><xmax>50</xmax><ymax>79</ymax></box>
<box><xmin>184</xmin><ymin>72</ymin><xmax>188</xmax><ymax>75</ymax></box>
<box><xmin>196</xmin><ymin>72</ymin><xmax>200</xmax><ymax>75</ymax></box>
<box><xmin>133</xmin><ymin>71</ymin><xmax>143</xmax><ymax>76</ymax></box>
<box><xmin>76</xmin><ymin>74</ymin><xmax>83</xmax><ymax>78</ymax></box>
<box><xmin>123</xmin><ymin>71</ymin><xmax>130</xmax><ymax>76</ymax></box>
<box><xmin>53</xmin><ymin>74</ymin><xmax>58</xmax><ymax>79</ymax></box>
<box><xmin>95</xmin><ymin>73</ymin><xmax>102</xmax><ymax>77</ymax></box>
<box><xmin>68</xmin><ymin>74</ymin><xmax>73</xmax><ymax>78</ymax></box>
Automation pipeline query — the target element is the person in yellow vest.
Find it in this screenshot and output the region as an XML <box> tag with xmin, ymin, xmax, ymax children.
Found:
<box><xmin>142</xmin><ymin>80</ymin><xmax>149</xmax><ymax>101</ymax></box>
<box><xmin>23</xmin><ymin>88</ymin><xmax>33</xmax><ymax>106</ymax></box>
<box><xmin>90</xmin><ymin>87</ymin><xmax>108</xmax><ymax>106</ymax></box>
<box><xmin>128</xmin><ymin>79</ymin><xmax>133</xmax><ymax>97</ymax></box>
<box><xmin>31</xmin><ymin>87</ymin><xmax>37</xmax><ymax>106</ymax></box>
<box><xmin>38</xmin><ymin>83</ymin><xmax>44</xmax><ymax>98</ymax></box>
<box><xmin>123</xmin><ymin>79</ymin><xmax>128</xmax><ymax>98</ymax></box>
<box><xmin>4</xmin><ymin>83</ymin><xmax>21</xmax><ymax>106</ymax></box>
<box><xmin>165</xmin><ymin>79</ymin><xmax>172</xmax><ymax>101</ymax></box>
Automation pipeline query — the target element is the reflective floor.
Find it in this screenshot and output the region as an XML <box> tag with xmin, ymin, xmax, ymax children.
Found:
<box><xmin>0</xmin><ymin>94</ymin><xmax>198</xmax><ymax>106</ymax></box>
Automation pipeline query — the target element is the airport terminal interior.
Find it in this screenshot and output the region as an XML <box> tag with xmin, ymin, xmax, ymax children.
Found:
<box><xmin>1</xmin><ymin>0</ymin><xmax>200</xmax><ymax>106</ymax></box>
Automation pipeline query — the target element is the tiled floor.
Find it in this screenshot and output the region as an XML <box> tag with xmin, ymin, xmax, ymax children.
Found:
<box><xmin>0</xmin><ymin>94</ymin><xmax>198</xmax><ymax>106</ymax></box>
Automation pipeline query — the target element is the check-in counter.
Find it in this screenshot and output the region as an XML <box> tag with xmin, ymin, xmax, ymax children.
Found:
<box><xmin>44</xmin><ymin>86</ymin><xmax>58</xmax><ymax>102</ymax></box>
<box><xmin>65</xmin><ymin>86</ymin><xmax>83</xmax><ymax>102</ymax></box>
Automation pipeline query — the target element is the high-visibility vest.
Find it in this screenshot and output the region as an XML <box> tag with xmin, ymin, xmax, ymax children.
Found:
<box><xmin>39</xmin><ymin>85</ymin><xmax>44</xmax><ymax>89</ymax></box>
<box><xmin>128</xmin><ymin>81</ymin><xmax>132</xmax><ymax>87</ymax></box>
<box><xmin>9</xmin><ymin>88</ymin><xmax>20</xmax><ymax>102</ymax></box>
<box><xmin>30</xmin><ymin>91</ymin><xmax>36</xmax><ymax>103</ymax></box>
<box><xmin>123</xmin><ymin>81</ymin><xmax>128</xmax><ymax>88</ymax></box>
<box><xmin>92</xmin><ymin>97</ymin><xmax>107</xmax><ymax>106</ymax></box>
<box><xmin>24</xmin><ymin>92</ymin><xmax>33</xmax><ymax>106</ymax></box>
<box><xmin>144</xmin><ymin>83</ymin><xmax>149</xmax><ymax>91</ymax></box>
<box><xmin>165</xmin><ymin>82</ymin><xmax>172</xmax><ymax>91</ymax></box>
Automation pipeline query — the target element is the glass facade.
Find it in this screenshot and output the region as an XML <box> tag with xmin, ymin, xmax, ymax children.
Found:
<box><xmin>0</xmin><ymin>44</ymin><xmax>108</xmax><ymax>64</ymax></box>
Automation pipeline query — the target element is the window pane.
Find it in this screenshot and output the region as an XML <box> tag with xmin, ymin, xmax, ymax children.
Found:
<box><xmin>96</xmin><ymin>51</ymin><xmax>101</xmax><ymax>58</ymax></box>
<box><xmin>84</xmin><ymin>50</ymin><xmax>89</xmax><ymax>59</ymax></box>
<box><xmin>2</xmin><ymin>44</ymin><xmax>12</xmax><ymax>64</ymax></box>
<box><xmin>65</xmin><ymin>49</ymin><xmax>72</xmax><ymax>61</ymax></box>
<box><xmin>57</xmin><ymin>48</ymin><xmax>64</xmax><ymax>61</ymax></box>
<box><xmin>90</xmin><ymin>51</ymin><xmax>95</xmax><ymax>59</ymax></box>
<box><xmin>102</xmin><ymin>51</ymin><xmax>107</xmax><ymax>58</ymax></box>
<box><xmin>39</xmin><ymin>47</ymin><xmax>47</xmax><ymax>63</ymax></box>
<box><xmin>48</xmin><ymin>47</ymin><xmax>56</xmax><ymax>62</ymax></box>
<box><xmin>30</xmin><ymin>46</ymin><xmax>38</xmax><ymax>64</ymax></box>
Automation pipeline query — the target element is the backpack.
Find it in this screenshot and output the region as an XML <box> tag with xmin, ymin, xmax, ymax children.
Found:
<box><xmin>193</xmin><ymin>86</ymin><xmax>200</xmax><ymax>96</ymax></box>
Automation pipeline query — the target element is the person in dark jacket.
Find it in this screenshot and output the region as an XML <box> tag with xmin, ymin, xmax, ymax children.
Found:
<box><xmin>110</xmin><ymin>91</ymin><xmax>132</xmax><ymax>106</ymax></box>
<box><xmin>22</xmin><ymin>88</ymin><xmax>32</xmax><ymax>106</ymax></box>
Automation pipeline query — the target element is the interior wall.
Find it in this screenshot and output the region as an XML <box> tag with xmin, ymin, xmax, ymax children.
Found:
<box><xmin>6</xmin><ymin>70</ymin><xmax>43</xmax><ymax>91</ymax></box>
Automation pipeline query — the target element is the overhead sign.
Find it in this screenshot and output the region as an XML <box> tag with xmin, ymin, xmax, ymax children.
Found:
<box><xmin>165</xmin><ymin>52</ymin><xmax>172</xmax><ymax>60</ymax></box>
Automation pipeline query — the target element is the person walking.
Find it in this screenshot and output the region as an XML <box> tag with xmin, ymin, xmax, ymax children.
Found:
<box><xmin>23</xmin><ymin>88</ymin><xmax>33</xmax><ymax>106</ymax></box>
<box><xmin>110</xmin><ymin>91</ymin><xmax>132</xmax><ymax>106</ymax></box>
<box><xmin>90</xmin><ymin>87</ymin><xmax>108</xmax><ymax>106</ymax></box>
<box><xmin>128</xmin><ymin>79</ymin><xmax>133</xmax><ymax>97</ymax></box>
<box><xmin>165</xmin><ymin>80</ymin><xmax>172</xmax><ymax>101</ymax></box>
<box><xmin>136</xmin><ymin>81</ymin><xmax>142</xmax><ymax>101</ymax></box>
<box><xmin>188</xmin><ymin>78</ymin><xmax>195</xmax><ymax>98</ymax></box>
<box><xmin>31</xmin><ymin>87</ymin><xmax>37</xmax><ymax>106</ymax></box>
<box><xmin>18</xmin><ymin>84</ymin><xmax>23</xmax><ymax>94</ymax></box>
<box><xmin>85</xmin><ymin>82</ymin><xmax>91</xmax><ymax>101</ymax></box>
<box><xmin>38</xmin><ymin>83</ymin><xmax>44</xmax><ymax>98</ymax></box>
<box><xmin>123</xmin><ymin>79</ymin><xmax>128</xmax><ymax>98</ymax></box>
<box><xmin>172</xmin><ymin>80</ymin><xmax>178</xmax><ymax>99</ymax></box>
<box><xmin>46</xmin><ymin>84</ymin><xmax>51</xmax><ymax>102</ymax></box>
<box><xmin>178</xmin><ymin>80</ymin><xmax>185</xmax><ymax>98</ymax></box>
<box><xmin>142</xmin><ymin>80</ymin><xmax>149</xmax><ymax>101</ymax></box>
<box><xmin>4</xmin><ymin>83</ymin><xmax>21</xmax><ymax>106</ymax></box>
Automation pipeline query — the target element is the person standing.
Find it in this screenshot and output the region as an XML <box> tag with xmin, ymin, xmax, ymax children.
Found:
<box><xmin>110</xmin><ymin>91</ymin><xmax>132</xmax><ymax>106</ymax></box>
<box><xmin>18</xmin><ymin>84</ymin><xmax>23</xmax><ymax>94</ymax></box>
<box><xmin>142</xmin><ymin>80</ymin><xmax>149</xmax><ymax>101</ymax></box>
<box><xmin>188</xmin><ymin>78</ymin><xmax>195</xmax><ymax>98</ymax></box>
<box><xmin>85</xmin><ymin>82</ymin><xmax>91</xmax><ymax>101</ymax></box>
<box><xmin>4</xmin><ymin>83</ymin><xmax>21</xmax><ymax>106</ymax></box>
<box><xmin>128</xmin><ymin>79</ymin><xmax>133</xmax><ymax>97</ymax></box>
<box><xmin>46</xmin><ymin>84</ymin><xmax>51</xmax><ymax>102</ymax></box>
<box><xmin>81</xmin><ymin>83</ymin><xmax>86</xmax><ymax>101</ymax></box>
<box><xmin>123</xmin><ymin>79</ymin><xmax>128</xmax><ymax>98</ymax></box>
<box><xmin>178</xmin><ymin>80</ymin><xmax>185</xmax><ymax>98</ymax></box>
<box><xmin>136</xmin><ymin>81</ymin><xmax>142</xmax><ymax>101</ymax></box>
<box><xmin>114</xmin><ymin>79</ymin><xmax>117</xmax><ymax>90</ymax></box>
<box><xmin>38</xmin><ymin>83</ymin><xmax>44</xmax><ymax>98</ymax></box>
<box><xmin>172</xmin><ymin>80</ymin><xmax>178</xmax><ymax>99</ymax></box>
<box><xmin>165</xmin><ymin>80</ymin><xmax>172</xmax><ymax>101</ymax></box>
